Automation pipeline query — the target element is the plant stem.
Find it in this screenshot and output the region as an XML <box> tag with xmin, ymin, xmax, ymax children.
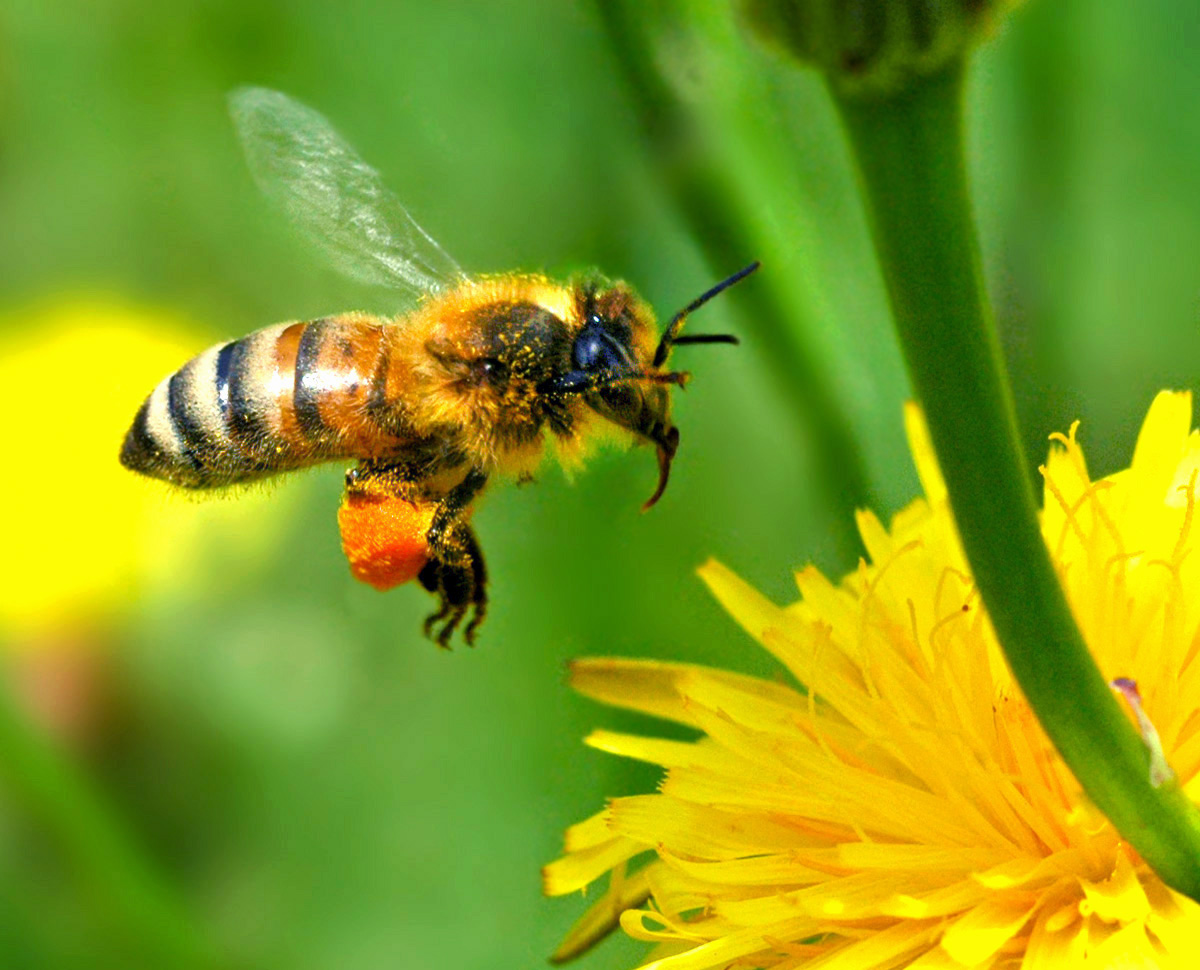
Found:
<box><xmin>832</xmin><ymin>61</ymin><xmax>1200</xmax><ymax>898</ymax></box>
<box><xmin>0</xmin><ymin>678</ymin><xmax>221</xmax><ymax>966</ymax></box>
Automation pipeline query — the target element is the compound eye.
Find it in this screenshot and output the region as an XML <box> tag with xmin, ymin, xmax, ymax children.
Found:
<box><xmin>573</xmin><ymin>324</ymin><xmax>626</xmax><ymax>372</ymax></box>
<box><xmin>474</xmin><ymin>356</ymin><xmax>509</xmax><ymax>386</ymax></box>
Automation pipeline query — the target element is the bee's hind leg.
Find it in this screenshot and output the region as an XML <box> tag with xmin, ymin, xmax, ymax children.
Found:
<box><xmin>418</xmin><ymin>523</ymin><xmax>488</xmax><ymax>648</ymax></box>
<box><xmin>418</xmin><ymin>558</ymin><xmax>469</xmax><ymax>647</ymax></box>
<box><xmin>460</xmin><ymin>526</ymin><xmax>488</xmax><ymax>645</ymax></box>
<box><xmin>426</xmin><ymin>469</ymin><xmax>487</xmax><ymax>560</ymax></box>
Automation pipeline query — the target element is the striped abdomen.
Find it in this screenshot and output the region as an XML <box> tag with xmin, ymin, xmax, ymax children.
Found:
<box><xmin>121</xmin><ymin>314</ymin><xmax>407</xmax><ymax>488</ymax></box>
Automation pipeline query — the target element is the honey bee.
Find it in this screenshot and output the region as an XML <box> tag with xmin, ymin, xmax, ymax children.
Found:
<box><xmin>120</xmin><ymin>88</ymin><xmax>757</xmax><ymax>646</ymax></box>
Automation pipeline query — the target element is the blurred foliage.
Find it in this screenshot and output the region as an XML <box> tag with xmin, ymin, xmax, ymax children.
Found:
<box><xmin>1</xmin><ymin>1</ymin><xmax>1199</xmax><ymax>968</ymax></box>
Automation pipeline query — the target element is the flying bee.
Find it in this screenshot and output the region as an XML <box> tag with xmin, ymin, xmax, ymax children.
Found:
<box><xmin>120</xmin><ymin>88</ymin><xmax>758</xmax><ymax>646</ymax></box>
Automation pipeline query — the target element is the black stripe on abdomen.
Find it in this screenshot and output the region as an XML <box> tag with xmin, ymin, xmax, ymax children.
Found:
<box><xmin>167</xmin><ymin>367</ymin><xmax>208</xmax><ymax>476</ymax></box>
<box><xmin>364</xmin><ymin>350</ymin><xmax>399</xmax><ymax>433</ymax></box>
<box><xmin>120</xmin><ymin>397</ymin><xmax>165</xmax><ymax>474</ymax></box>
<box><xmin>293</xmin><ymin>318</ymin><xmax>333</xmax><ymax>442</ymax></box>
<box><xmin>211</xmin><ymin>338</ymin><xmax>275</xmax><ymax>479</ymax></box>
<box><xmin>224</xmin><ymin>335</ymin><xmax>273</xmax><ymax>457</ymax></box>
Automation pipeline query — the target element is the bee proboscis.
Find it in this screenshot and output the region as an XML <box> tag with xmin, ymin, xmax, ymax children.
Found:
<box><xmin>120</xmin><ymin>88</ymin><xmax>758</xmax><ymax>646</ymax></box>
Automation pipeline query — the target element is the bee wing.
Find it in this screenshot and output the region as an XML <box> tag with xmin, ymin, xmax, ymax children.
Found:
<box><xmin>229</xmin><ymin>87</ymin><xmax>467</xmax><ymax>297</ymax></box>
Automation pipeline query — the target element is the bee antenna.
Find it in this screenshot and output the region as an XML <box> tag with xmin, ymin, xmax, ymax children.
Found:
<box><xmin>654</xmin><ymin>261</ymin><xmax>759</xmax><ymax>367</ymax></box>
<box><xmin>670</xmin><ymin>333</ymin><xmax>740</xmax><ymax>348</ymax></box>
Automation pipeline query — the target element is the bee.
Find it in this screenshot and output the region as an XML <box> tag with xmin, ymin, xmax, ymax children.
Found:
<box><xmin>120</xmin><ymin>88</ymin><xmax>757</xmax><ymax>646</ymax></box>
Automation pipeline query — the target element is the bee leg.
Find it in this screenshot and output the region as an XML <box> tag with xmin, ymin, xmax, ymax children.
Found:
<box><xmin>416</xmin><ymin>523</ymin><xmax>489</xmax><ymax>648</ymax></box>
<box><xmin>417</xmin><ymin>523</ymin><xmax>482</xmax><ymax>643</ymax></box>
<box><xmin>426</xmin><ymin>468</ymin><xmax>488</xmax><ymax>565</ymax></box>
<box><xmin>418</xmin><ymin>559</ymin><xmax>469</xmax><ymax>648</ymax></box>
<box><xmin>417</xmin><ymin>561</ymin><xmax>450</xmax><ymax>634</ymax></box>
<box><xmin>344</xmin><ymin>460</ymin><xmax>416</xmax><ymax>499</ymax></box>
<box><xmin>460</xmin><ymin>526</ymin><xmax>488</xmax><ymax>646</ymax></box>
<box><xmin>414</xmin><ymin>469</ymin><xmax>489</xmax><ymax>647</ymax></box>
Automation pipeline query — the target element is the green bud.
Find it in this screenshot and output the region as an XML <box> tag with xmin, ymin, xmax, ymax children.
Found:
<box><xmin>742</xmin><ymin>0</ymin><xmax>1023</xmax><ymax>96</ymax></box>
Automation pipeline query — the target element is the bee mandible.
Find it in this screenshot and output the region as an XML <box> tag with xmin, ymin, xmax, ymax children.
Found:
<box><xmin>120</xmin><ymin>88</ymin><xmax>758</xmax><ymax>646</ymax></box>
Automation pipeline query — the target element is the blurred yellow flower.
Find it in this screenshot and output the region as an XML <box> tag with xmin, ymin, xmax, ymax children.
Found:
<box><xmin>0</xmin><ymin>301</ymin><xmax>293</xmax><ymax>645</ymax></box>
<box><xmin>545</xmin><ymin>391</ymin><xmax>1200</xmax><ymax>969</ymax></box>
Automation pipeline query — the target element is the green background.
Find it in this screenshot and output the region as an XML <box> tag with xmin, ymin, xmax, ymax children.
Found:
<box><xmin>3</xmin><ymin>1</ymin><xmax>1200</xmax><ymax>967</ymax></box>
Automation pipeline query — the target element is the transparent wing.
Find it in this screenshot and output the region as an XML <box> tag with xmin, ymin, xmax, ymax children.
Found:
<box><xmin>229</xmin><ymin>87</ymin><xmax>466</xmax><ymax>296</ymax></box>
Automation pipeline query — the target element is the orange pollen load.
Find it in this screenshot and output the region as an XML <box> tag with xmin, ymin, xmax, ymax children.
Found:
<box><xmin>337</xmin><ymin>491</ymin><xmax>436</xmax><ymax>591</ymax></box>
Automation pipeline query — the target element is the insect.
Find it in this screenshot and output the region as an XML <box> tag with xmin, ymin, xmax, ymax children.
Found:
<box><xmin>120</xmin><ymin>88</ymin><xmax>758</xmax><ymax>646</ymax></box>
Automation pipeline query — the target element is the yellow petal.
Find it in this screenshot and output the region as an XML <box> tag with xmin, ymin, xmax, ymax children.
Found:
<box><xmin>904</xmin><ymin>402</ymin><xmax>947</xmax><ymax>507</ymax></box>
<box><xmin>628</xmin><ymin>916</ymin><xmax>812</xmax><ymax>970</ymax></box>
<box><xmin>802</xmin><ymin>919</ymin><xmax>942</xmax><ymax>970</ymax></box>
<box><xmin>698</xmin><ymin>559</ymin><xmax>785</xmax><ymax>636</ymax></box>
<box><xmin>855</xmin><ymin>508</ymin><xmax>894</xmax><ymax>567</ymax></box>
<box><xmin>1022</xmin><ymin>904</ymin><xmax>1087</xmax><ymax>969</ymax></box>
<box><xmin>973</xmin><ymin>851</ymin><xmax>1088</xmax><ymax>891</ymax></box>
<box><xmin>658</xmin><ymin>850</ymin><xmax>827</xmax><ymax>888</ymax></box>
<box><xmin>1130</xmin><ymin>391</ymin><xmax>1192</xmax><ymax>487</ymax></box>
<box><xmin>939</xmin><ymin>895</ymin><xmax>1037</xmax><ymax>964</ymax></box>
<box><xmin>1143</xmin><ymin>881</ymin><xmax>1200</xmax><ymax>956</ymax></box>
<box><xmin>585</xmin><ymin>730</ymin><xmax>740</xmax><ymax>772</ymax></box>
<box><xmin>608</xmin><ymin>794</ymin><xmax>823</xmax><ymax>858</ymax></box>
<box><xmin>718</xmin><ymin>870</ymin><xmax>950</xmax><ymax>924</ymax></box>
<box><xmin>543</xmin><ymin>834</ymin><xmax>645</xmax><ymax>896</ymax></box>
<box><xmin>879</xmin><ymin>877</ymin><xmax>990</xmax><ymax>919</ymax></box>
<box><xmin>1085</xmin><ymin>920</ymin><xmax>1163</xmax><ymax>967</ymax></box>
<box><xmin>1079</xmin><ymin>852</ymin><xmax>1151</xmax><ymax>924</ymax></box>
<box><xmin>834</xmin><ymin>843</ymin><xmax>1005</xmax><ymax>873</ymax></box>
<box><xmin>550</xmin><ymin>862</ymin><xmax>653</xmax><ymax>964</ymax></box>
<box><xmin>562</xmin><ymin>808</ymin><xmax>615</xmax><ymax>852</ymax></box>
<box><xmin>568</xmin><ymin>657</ymin><xmax>800</xmax><ymax>727</ymax></box>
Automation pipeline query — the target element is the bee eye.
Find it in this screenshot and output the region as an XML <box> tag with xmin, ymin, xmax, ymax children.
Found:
<box><xmin>475</xmin><ymin>356</ymin><xmax>508</xmax><ymax>385</ymax></box>
<box><xmin>573</xmin><ymin>325</ymin><xmax>626</xmax><ymax>372</ymax></box>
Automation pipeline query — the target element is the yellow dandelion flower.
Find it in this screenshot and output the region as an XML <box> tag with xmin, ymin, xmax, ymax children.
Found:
<box><xmin>545</xmin><ymin>391</ymin><xmax>1200</xmax><ymax>969</ymax></box>
<box><xmin>0</xmin><ymin>300</ymin><xmax>294</xmax><ymax>645</ymax></box>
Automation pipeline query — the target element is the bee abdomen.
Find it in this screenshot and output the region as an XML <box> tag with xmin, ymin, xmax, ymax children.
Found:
<box><xmin>120</xmin><ymin>337</ymin><xmax>268</xmax><ymax>488</ymax></box>
<box><xmin>121</xmin><ymin>316</ymin><xmax>399</xmax><ymax>488</ymax></box>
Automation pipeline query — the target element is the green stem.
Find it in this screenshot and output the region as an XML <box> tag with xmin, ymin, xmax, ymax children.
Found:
<box><xmin>832</xmin><ymin>61</ymin><xmax>1200</xmax><ymax>898</ymax></box>
<box><xmin>0</xmin><ymin>678</ymin><xmax>221</xmax><ymax>967</ymax></box>
<box><xmin>595</xmin><ymin>0</ymin><xmax>873</xmax><ymax>566</ymax></box>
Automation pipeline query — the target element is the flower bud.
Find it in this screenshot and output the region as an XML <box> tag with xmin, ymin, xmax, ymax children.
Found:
<box><xmin>742</xmin><ymin>0</ymin><xmax>1023</xmax><ymax>96</ymax></box>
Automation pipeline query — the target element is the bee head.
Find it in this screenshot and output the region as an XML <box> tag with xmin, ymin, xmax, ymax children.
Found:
<box><xmin>563</xmin><ymin>262</ymin><xmax>757</xmax><ymax>509</ymax></box>
<box><xmin>566</xmin><ymin>282</ymin><xmax>676</xmax><ymax>508</ymax></box>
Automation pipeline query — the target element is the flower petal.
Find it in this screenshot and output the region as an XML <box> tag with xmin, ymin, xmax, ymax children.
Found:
<box><xmin>625</xmin><ymin>916</ymin><xmax>813</xmax><ymax>970</ymax></box>
<box><xmin>609</xmin><ymin>794</ymin><xmax>824</xmax><ymax>858</ymax></box>
<box><xmin>550</xmin><ymin>862</ymin><xmax>654</xmax><ymax>963</ymax></box>
<box><xmin>543</xmin><ymin>833</ymin><xmax>645</xmax><ymax>895</ymax></box>
<box><xmin>904</xmin><ymin>402</ymin><xmax>947</xmax><ymax>507</ymax></box>
<box><xmin>568</xmin><ymin>657</ymin><xmax>801</xmax><ymax>727</ymax></box>
<box><xmin>1078</xmin><ymin>851</ymin><xmax>1151</xmax><ymax>924</ymax></box>
<box><xmin>549</xmin><ymin>396</ymin><xmax>1200</xmax><ymax>968</ymax></box>
<box><xmin>939</xmin><ymin>895</ymin><xmax>1038</xmax><ymax>964</ymax></box>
